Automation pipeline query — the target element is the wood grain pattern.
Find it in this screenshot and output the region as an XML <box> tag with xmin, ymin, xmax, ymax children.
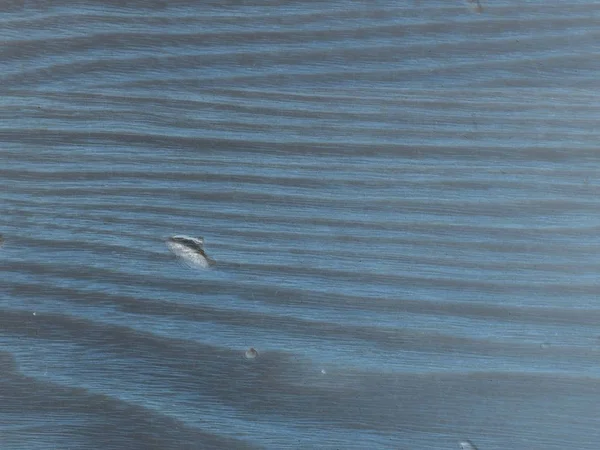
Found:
<box><xmin>2</xmin><ymin>1</ymin><xmax>600</xmax><ymax>449</ymax></box>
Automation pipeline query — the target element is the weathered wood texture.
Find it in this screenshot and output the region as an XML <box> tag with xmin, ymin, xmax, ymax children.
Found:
<box><xmin>2</xmin><ymin>1</ymin><xmax>600</xmax><ymax>448</ymax></box>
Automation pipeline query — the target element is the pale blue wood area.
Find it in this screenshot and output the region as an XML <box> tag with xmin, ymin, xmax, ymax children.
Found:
<box><xmin>1</xmin><ymin>1</ymin><xmax>600</xmax><ymax>448</ymax></box>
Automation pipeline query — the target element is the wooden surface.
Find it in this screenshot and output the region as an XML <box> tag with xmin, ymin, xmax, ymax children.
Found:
<box><xmin>2</xmin><ymin>1</ymin><xmax>600</xmax><ymax>449</ymax></box>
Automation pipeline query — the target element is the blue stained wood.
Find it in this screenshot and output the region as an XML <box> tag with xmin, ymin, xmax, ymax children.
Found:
<box><xmin>1</xmin><ymin>1</ymin><xmax>600</xmax><ymax>449</ymax></box>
